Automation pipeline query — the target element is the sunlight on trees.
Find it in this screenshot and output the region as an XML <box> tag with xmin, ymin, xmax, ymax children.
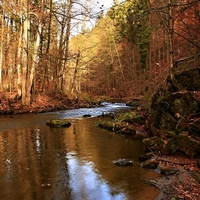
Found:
<box><xmin>0</xmin><ymin>0</ymin><xmax>199</xmax><ymax>103</ymax></box>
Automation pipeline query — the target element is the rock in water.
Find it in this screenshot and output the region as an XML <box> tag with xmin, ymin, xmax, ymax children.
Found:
<box><xmin>113</xmin><ymin>159</ymin><xmax>133</xmax><ymax>166</ymax></box>
<box><xmin>46</xmin><ymin>119</ymin><xmax>71</xmax><ymax>128</ymax></box>
<box><xmin>82</xmin><ymin>114</ymin><xmax>91</xmax><ymax>117</ymax></box>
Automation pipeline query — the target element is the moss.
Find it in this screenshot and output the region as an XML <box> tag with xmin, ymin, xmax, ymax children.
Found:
<box><xmin>143</xmin><ymin>136</ymin><xmax>164</xmax><ymax>152</ymax></box>
<box><xmin>95</xmin><ymin>120</ymin><xmax>114</xmax><ymax>131</ymax></box>
<box><xmin>115</xmin><ymin>112</ymin><xmax>145</xmax><ymax>124</ymax></box>
<box><xmin>166</xmin><ymin>133</ymin><xmax>200</xmax><ymax>158</ymax></box>
<box><xmin>46</xmin><ymin>119</ymin><xmax>71</xmax><ymax>128</ymax></box>
<box><xmin>190</xmin><ymin>171</ymin><xmax>200</xmax><ymax>183</ymax></box>
<box><xmin>133</xmin><ymin>115</ymin><xmax>145</xmax><ymax>124</ymax></box>
<box><xmin>96</xmin><ymin>119</ymin><xmax>136</xmax><ymax>134</ymax></box>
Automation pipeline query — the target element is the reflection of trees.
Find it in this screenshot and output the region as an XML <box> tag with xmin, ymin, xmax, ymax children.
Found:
<box><xmin>0</xmin><ymin>116</ymin><xmax>159</xmax><ymax>199</ymax></box>
<box><xmin>63</xmin><ymin>118</ymin><xmax>160</xmax><ymax>199</ymax></box>
<box><xmin>0</xmin><ymin>126</ymin><xmax>70</xmax><ymax>200</ymax></box>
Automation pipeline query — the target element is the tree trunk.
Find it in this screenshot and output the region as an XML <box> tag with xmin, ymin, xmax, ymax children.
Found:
<box><xmin>69</xmin><ymin>50</ymin><xmax>80</xmax><ymax>93</ymax></box>
<box><xmin>62</xmin><ymin>0</ymin><xmax>73</xmax><ymax>94</ymax></box>
<box><xmin>0</xmin><ymin>9</ymin><xmax>3</xmax><ymax>91</ymax></box>
<box><xmin>168</xmin><ymin>0</ymin><xmax>174</xmax><ymax>79</ymax></box>
<box><xmin>28</xmin><ymin>21</ymin><xmax>42</xmax><ymax>99</ymax></box>
<box><xmin>16</xmin><ymin>25</ymin><xmax>22</xmax><ymax>98</ymax></box>
<box><xmin>21</xmin><ymin>13</ymin><xmax>30</xmax><ymax>105</ymax></box>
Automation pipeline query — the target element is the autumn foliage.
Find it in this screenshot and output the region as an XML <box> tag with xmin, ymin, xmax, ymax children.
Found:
<box><xmin>0</xmin><ymin>0</ymin><xmax>199</xmax><ymax>105</ymax></box>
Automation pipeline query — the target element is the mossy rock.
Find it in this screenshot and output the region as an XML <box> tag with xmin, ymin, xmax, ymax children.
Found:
<box><xmin>119</xmin><ymin>124</ymin><xmax>136</xmax><ymax>134</ymax></box>
<box><xmin>160</xmin><ymin>167</ymin><xmax>179</xmax><ymax>176</ymax></box>
<box><xmin>148</xmin><ymin>91</ymin><xmax>200</xmax><ymax>134</ymax></box>
<box><xmin>141</xmin><ymin>159</ymin><xmax>159</xmax><ymax>169</ymax></box>
<box><xmin>96</xmin><ymin>120</ymin><xmax>136</xmax><ymax>134</ymax></box>
<box><xmin>190</xmin><ymin>171</ymin><xmax>200</xmax><ymax>183</ymax></box>
<box><xmin>113</xmin><ymin>159</ymin><xmax>133</xmax><ymax>166</ymax></box>
<box><xmin>165</xmin><ymin>133</ymin><xmax>200</xmax><ymax>158</ymax></box>
<box><xmin>174</xmin><ymin>68</ymin><xmax>200</xmax><ymax>91</ymax></box>
<box><xmin>188</xmin><ymin>119</ymin><xmax>200</xmax><ymax>137</ymax></box>
<box><xmin>143</xmin><ymin>136</ymin><xmax>164</xmax><ymax>152</ymax></box>
<box><xmin>46</xmin><ymin>119</ymin><xmax>71</xmax><ymax>128</ymax></box>
<box><xmin>96</xmin><ymin>120</ymin><xmax>114</xmax><ymax>131</ymax></box>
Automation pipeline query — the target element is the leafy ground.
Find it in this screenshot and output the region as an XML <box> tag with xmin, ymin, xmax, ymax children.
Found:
<box><xmin>151</xmin><ymin>154</ymin><xmax>200</xmax><ymax>200</ymax></box>
<box><xmin>0</xmin><ymin>92</ymin><xmax>98</xmax><ymax>114</ymax></box>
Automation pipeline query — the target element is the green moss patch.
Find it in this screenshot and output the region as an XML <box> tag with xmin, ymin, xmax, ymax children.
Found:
<box><xmin>46</xmin><ymin>119</ymin><xmax>71</xmax><ymax>128</ymax></box>
<box><xmin>165</xmin><ymin>133</ymin><xmax>200</xmax><ymax>158</ymax></box>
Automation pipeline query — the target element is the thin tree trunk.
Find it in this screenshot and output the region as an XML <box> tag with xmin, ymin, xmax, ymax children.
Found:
<box><xmin>28</xmin><ymin>22</ymin><xmax>42</xmax><ymax>100</ymax></box>
<box><xmin>0</xmin><ymin>9</ymin><xmax>3</xmax><ymax>90</ymax></box>
<box><xmin>168</xmin><ymin>0</ymin><xmax>174</xmax><ymax>79</ymax></box>
<box><xmin>62</xmin><ymin>0</ymin><xmax>73</xmax><ymax>94</ymax></box>
<box><xmin>69</xmin><ymin>50</ymin><xmax>80</xmax><ymax>93</ymax></box>
<box><xmin>112</xmin><ymin>36</ymin><xmax>127</xmax><ymax>94</ymax></box>
<box><xmin>21</xmin><ymin>13</ymin><xmax>29</xmax><ymax>105</ymax></box>
<box><xmin>16</xmin><ymin>25</ymin><xmax>22</xmax><ymax>98</ymax></box>
<box><xmin>42</xmin><ymin>0</ymin><xmax>52</xmax><ymax>92</ymax></box>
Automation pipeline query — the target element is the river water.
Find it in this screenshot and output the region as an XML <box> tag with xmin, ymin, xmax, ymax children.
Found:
<box><xmin>0</xmin><ymin>103</ymin><xmax>160</xmax><ymax>200</ymax></box>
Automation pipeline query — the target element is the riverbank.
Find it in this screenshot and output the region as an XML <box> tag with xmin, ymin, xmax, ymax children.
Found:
<box><xmin>0</xmin><ymin>92</ymin><xmax>102</xmax><ymax>115</ymax></box>
<box><xmin>1</xmin><ymin>91</ymin><xmax>200</xmax><ymax>199</ymax></box>
<box><xmin>147</xmin><ymin>154</ymin><xmax>200</xmax><ymax>200</ymax></box>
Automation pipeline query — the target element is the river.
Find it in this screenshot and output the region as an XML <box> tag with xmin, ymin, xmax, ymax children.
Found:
<box><xmin>0</xmin><ymin>102</ymin><xmax>160</xmax><ymax>200</ymax></box>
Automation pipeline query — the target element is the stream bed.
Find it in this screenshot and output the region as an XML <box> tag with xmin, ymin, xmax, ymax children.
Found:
<box><xmin>0</xmin><ymin>103</ymin><xmax>160</xmax><ymax>200</ymax></box>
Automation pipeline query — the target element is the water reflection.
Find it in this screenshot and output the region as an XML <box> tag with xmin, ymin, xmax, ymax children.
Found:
<box><xmin>67</xmin><ymin>152</ymin><xmax>127</xmax><ymax>200</ymax></box>
<box><xmin>0</xmin><ymin>105</ymin><xmax>160</xmax><ymax>200</ymax></box>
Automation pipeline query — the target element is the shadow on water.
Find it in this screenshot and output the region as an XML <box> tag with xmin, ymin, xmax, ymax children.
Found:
<box><xmin>0</xmin><ymin>103</ymin><xmax>161</xmax><ymax>200</ymax></box>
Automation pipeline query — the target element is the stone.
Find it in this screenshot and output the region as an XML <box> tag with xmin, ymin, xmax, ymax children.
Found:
<box><xmin>160</xmin><ymin>167</ymin><xmax>179</xmax><ymax>176</ymax></box>
<box><xmin>46</xmin><ymin>119</ymin><xmax>71</xmax><ymax>128</ymax></box>
<box><xmin>82</xmin><ymin>114</ymin><xmax>91</xmax><ymax>117</ymax></box>
<box><xmin>113</xmin><ymin>159</ymin><xmax>133</xmax><ymax>166</ymax></box>
<box><xmin>141</xmin><ymin>159</ymin><xmax>159</xmax><ymax>169</ymax></box>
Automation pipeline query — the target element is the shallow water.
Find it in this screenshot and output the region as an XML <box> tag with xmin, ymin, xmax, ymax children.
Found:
<box><xmin>0</xmin><ymin>103</ymin><xmax>160</xmax><ymax>200</ymax></box>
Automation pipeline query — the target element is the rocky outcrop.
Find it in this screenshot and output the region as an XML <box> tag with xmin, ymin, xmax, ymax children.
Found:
<box><xmin>148</xmin><ymin>92</ymin><xmax>200</xmax><ymax>135</ymax></box>
<box><xmin>146</xmin><ymin>68</ymin><xmax>200</xmax><ymax>157</ymax></box>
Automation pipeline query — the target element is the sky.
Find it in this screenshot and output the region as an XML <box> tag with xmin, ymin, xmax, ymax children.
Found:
<box><xmin>83</xmin><ymin>0</ymin><xmax>114</xmax><ymax>29</ymax></box>
<box><xmin>98</xmin><ymin>0</ymin><xmax>114</xmax><ymax>11</ymax></box>
<box><xmin>71</xmin><ymin>0</ymin><xmax>115</xmax><ymax>35</ymax></box>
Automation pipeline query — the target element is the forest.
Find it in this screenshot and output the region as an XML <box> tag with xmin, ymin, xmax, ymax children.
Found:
<box><xmin>0</xmin><ymin>0</ymin><xmax>199</xmax><ymax>106</ymax></box>
<box><xmin>1</xmin><ymin>1</ymin><xmax>200</xmax><ymax>199</ymax></box>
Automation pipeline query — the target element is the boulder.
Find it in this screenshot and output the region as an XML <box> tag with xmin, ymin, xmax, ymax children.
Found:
<box><xmin>113</xmin><ymin>159</ymin><xmax>133</xmax><ymax>166</ymax></box>
<box><xmin>82</xmin><ymin>114</ymin><xmax>91</xmax><ymax>117</ymax></box>
<box><xmin>160</xmin><ymin>167</ymin><xmax>179</xmax><ymax>176</ymax></box>
<box><xmin>149</xmin><ymin>91</ymin><xmax>200</xmax><ymax>134</ymax></box>
<box><xmin>145</xmin><ymin>68</ymin><xmax>200</xmax><ymax>157</ymax></box>
<box><xmin>165</xmin><ymin>133</ymin><xmax>200</xmax><ymax>158</ymax></box>
<box><xmin>46</xmin><ymin>119</ymin><xmax>71</xmax><ymax>128</ymax></box>
<box><xmin>147</xmin><ymin>68</ymin><xmax>200</xmax><ymax>137</ymax></box>
<box><xmin>141</xmin><ymin>159</ymin><xmax>159</xmax><ymax>169</ymax></box>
